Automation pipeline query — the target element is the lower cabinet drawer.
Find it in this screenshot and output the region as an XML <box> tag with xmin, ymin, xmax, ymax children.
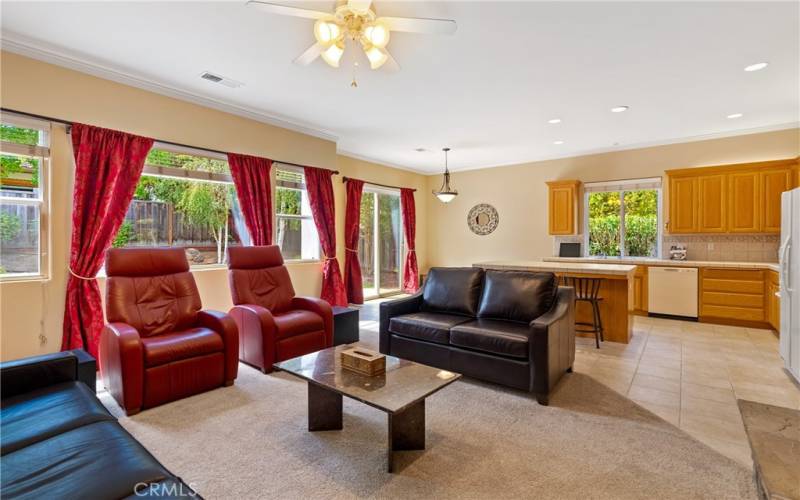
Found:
<box><xmin>701</xmin><ymin>304</ymin><xmax>765</xmax><ymax>322</ymax></box>
<box><xmin>702</xmin><ymin>278</ymin><xmax>765</xmax><ymax>294</ymax></box>
<box><xmin>702</xmin><ymin>291</ymin><xmax>764</xmax><ymax>308</ymax></box>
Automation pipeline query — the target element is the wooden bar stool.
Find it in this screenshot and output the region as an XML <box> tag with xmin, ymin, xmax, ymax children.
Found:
<box><xmin>561</xmin><ymin>276</ymin><xmax>604</xmax><ymax>348</ymax></box>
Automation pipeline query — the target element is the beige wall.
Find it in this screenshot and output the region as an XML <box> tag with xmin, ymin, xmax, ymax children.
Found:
<box><xmin>426</xmin><ymin>129</ymin><xmax>800</xmax><ymax>267</ymax></box>
<box><xmin>0</xmin><ymin>52</ymin><xmax>427</xmax><ymax>361</ymax></box>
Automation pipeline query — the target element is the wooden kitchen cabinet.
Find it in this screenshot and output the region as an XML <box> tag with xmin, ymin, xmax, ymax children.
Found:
<box><xmin>632</xmin><ymin>265</ymin><xmax>648</xmax><ymax>314</ymax></box>
<box><xmin>666</xmin><ymin>158</ymin><xmax>797</xmax><ymax>235</ymax></box>
<box><xmin>668</xmin><ymin>176</ymin><xmax>698</xmax><ymax>233</ymax></box>
<box><xmin>700</xmin><ymin>268</ymin><xmax>766</xmax><ymax>323</ymax></box>
<box><xmin>698</xmin><ymin>174</ymin><xmax>726</xmax><ymax>233</ymax></box>
<box><xmin>761</xmin><ymin>169</ymin><xmax>794</xmax><ymax>233</ymax></box>
<box><xmin>547</xmin><ymin>180</ymin><xmax>581</xmax><ymax>235</ymax></box>
<box><xmin>767</xmin><ymin>270</ymin><xmax>780</xmax><ymax>330</ymax></box>
<box><xmin>728</xmin><ymin>171</ymin><xmax>761</xmax><ymax>233</ymax></box>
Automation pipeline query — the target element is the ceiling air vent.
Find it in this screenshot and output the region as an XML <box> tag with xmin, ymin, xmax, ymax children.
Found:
<box><xmin>199</xmin><ymin>71</ymin><xmax>243</xmax><ymax>89</ymax></box>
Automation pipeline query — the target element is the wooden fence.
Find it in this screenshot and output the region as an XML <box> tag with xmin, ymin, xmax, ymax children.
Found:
<box><xmin>122</xmin><ymin>200</ymin><xmax>217</xmax><ymax>247</ymax></box>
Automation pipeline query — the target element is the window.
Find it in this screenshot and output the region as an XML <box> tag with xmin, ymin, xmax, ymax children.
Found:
<box><xmin>275</xmin><ymin>167</ymin><xmax>320</xmax><ymax>261</ymax></box>
<box><xmin>112</xmin><ymin>145</ymin><xmax>246</xmax><ymax>266</ymax></box>
<box><xmin>0</xmin><ymin>115</ymin><xmax>50</xmax><ymax>279</ymax></box>
<box><xmin>584</xmin><ymin>178</ymin><xmax>661</xmax><ymax>258</ymax></box>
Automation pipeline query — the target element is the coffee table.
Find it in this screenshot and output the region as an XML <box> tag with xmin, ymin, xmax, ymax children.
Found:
<box><xmin>275</xmin><ymin>345</ymin><xmax>461</xmax><ymax>472</ymax></box>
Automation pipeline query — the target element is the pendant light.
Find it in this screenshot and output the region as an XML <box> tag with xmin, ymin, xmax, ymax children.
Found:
<box><xmin>432</xmin><ymin>147</ymin><xmax>458</xmax><ymax>203</ymax></box>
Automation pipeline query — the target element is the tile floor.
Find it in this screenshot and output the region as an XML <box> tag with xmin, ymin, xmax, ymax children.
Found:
<box><xmin>358</xmin><ymin>300</ymin><xmax>800</xmax><ymax>469</ymax></box>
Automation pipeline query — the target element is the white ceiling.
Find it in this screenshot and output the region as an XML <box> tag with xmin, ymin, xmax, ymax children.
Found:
<box><xmin>1</xmin><ymin>1</ymin><xmax>798</xmax><ymax>173</ymax></box>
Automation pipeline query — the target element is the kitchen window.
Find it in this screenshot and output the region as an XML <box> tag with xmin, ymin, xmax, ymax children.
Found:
<box><xmin>112</xmin><ymin>145</ymin><xmax>247</xmax><ymax>266</ymax></box>
<box><xmin>583</xmin><ymin>178</ymin><xmax>662</xmax><ymax>258</ymax></box>
<box><xmin>275</xmin><ymin>166</ymin><xmax>320</xmax><ymax>261</ymax></box>
<box><xmin>0</xmin><ymin>114</ymin><xmax>50</xmax><ymax>280</ymax></box>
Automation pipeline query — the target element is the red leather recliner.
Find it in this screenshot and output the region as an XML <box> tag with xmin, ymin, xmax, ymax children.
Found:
<box><xmin>227</xmin><ymin>245</ymin><xmax>333</xmax><ymax>373</ymax></box>
<box><xmin>100</xmin><ymin>247</ymin><xmax>239</xmax><ymax>415</ymax></box>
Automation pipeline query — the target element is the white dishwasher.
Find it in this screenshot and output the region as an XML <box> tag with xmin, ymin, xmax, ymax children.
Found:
<box><xmin>648</xmin><ymin>267</ymin><xmax>698</xmax><ymax>319</ymax></box>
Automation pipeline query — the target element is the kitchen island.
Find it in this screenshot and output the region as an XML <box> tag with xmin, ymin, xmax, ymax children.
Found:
<box><xmin>474</xmin><ymin>261</ymin><xmax>636</xmax><ymax>344</ymax></box>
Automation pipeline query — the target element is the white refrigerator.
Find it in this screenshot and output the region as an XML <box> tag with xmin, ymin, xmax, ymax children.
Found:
<box><xmin>779</xmin><ymin>188</ymin><xmax>800</xmax><ymax>383</ymax></box>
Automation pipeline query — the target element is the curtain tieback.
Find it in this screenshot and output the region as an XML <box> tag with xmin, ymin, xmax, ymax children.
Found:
<box><xmin>407</xmin><ymin>248</ymin><xmax>416</xmax><ymax>253</ymax></box>
<box><xmin>345</xmin><ymin>248</ymin><xmax>358</xmax><ymax>253</ymax></box>
<box><xmin>324</xmin><ymin>255</ymin><xmax>338</xmax><ymax>261</ymax></box>
<box><xmin>68</xmin><ymin>267</ymin><xmax>97</xmax><ymax>280</ymax></box>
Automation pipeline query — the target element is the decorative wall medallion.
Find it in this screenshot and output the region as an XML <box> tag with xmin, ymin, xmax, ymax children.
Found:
<box><xmin>467</xmin><ymin>204</ymin><xmax>499</xmax><ymax>235</ymax></box>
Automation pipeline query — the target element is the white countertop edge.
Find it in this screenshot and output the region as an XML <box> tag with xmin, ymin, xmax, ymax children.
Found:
<box><xmin>473</xmin><ymin>261</ymin><xmax>636</xmax><ymax>276</ymax></box>
<box><xmin>543</xmin><ymin>257</ymin><xmax>779</xmax><ymax>273</ymax></box>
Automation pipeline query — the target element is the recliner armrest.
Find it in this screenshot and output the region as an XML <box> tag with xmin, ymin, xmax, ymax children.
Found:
<box><xmin>291</xmin><ymin>297</ymin><xmax>334</xmax><ymax>347</ymax></box>
<box><xmin>197</xmin><ymin>310</ymin><xmax>239</xmax><ymax>382</ymax></box>
<box><xmin>379</xmin><ymin>292</ymin><xmax>424</xmax><ymax>354</ymax></box>
<box><xmin>0</xmin><ymin>351</ymin><xmax>78</xmax><ymax>400</ymax></box>
<box><xmin>100</xmin><ymin>323</ymin><xmax>144</xmax><ymax>414</ymax></box>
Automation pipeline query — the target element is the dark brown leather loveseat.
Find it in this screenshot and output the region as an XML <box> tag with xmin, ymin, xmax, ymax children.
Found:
<box><xmin>380</xmin><ymin>267</ymin><xmax>575</xmax><ymax>404</ymax></box>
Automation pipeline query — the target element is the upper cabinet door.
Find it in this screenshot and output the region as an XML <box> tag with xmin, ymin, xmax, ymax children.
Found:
<box><xmin>761</xmin><ymin>168</ymin><xmax>793</xmax><ymax>233</ymax></box>
<box><xmin>698</xmin><ymin>174</ymin><xmax>727</xmax><ymax>233</ymax></box>
<box><xmin>547</xmin><ymin>180</ymin><xmax>579</xmax><ymax>235</ymax></box>
<box><xmin>728</xmin><ymin>171</ymin><xmax>761</xmax><ymax>233</ymax></box>
<box><xmin>669</xmin><ymin>176</ymin><xmax>698</xmax><ymax>233</ymax></box>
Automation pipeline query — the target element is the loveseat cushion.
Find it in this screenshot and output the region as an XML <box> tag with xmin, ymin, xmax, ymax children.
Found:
<box><xmin>0</xmin><ymin>421</ymin><xmax>172</xmax><ymax>499</ymax></box>
<box><xmin>477</xmin><ymin>270</ymin><xmax>557</xmax><ymax>323</ymax></box>
<box><xmin>389</xmin><ymin>312</ymin><xmax>473</xmax><ymax>345</ymax></box>
<box><xmin>0</xmin><ymin>382</ymin><xmax>115</xmax><ymax>455</ymax></box>
<box><xmin>421</xmin><ymin>267</ymin><xmax>485</xmax><ymax>317</ymax></box>
<box><xmin>273</xmin><ymin>310</ymin><xmax>325</xmax><ymax>340</ymax></box>
<box><xmin>141</xmin><ymin>327</ymin><xmax>223</xmax><ymax>367</ymax></box>
<box><xmin>450</xmin><ymin>319</ymin><xmax>532</xmax><ymax>359</ymax></box>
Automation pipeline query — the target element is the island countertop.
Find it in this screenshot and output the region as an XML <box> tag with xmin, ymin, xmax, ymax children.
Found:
<box><xmin>473</xmin><ymin>260</ymin><xmax>636</xmax><ymax>277</ymax></box>
<box><xmin>473</xmin><ymin>260</ymin><xmax>636</xmax><ymax>344</ymax></box>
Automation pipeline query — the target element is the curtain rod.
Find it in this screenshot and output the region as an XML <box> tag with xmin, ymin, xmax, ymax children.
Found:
<box><xmin>342</xmin><ymin>176</ymin><xmax>416</xmax><ymax>192</ymax></box>
<box><xmin>1</xmin><ymin>107</ymin><xmax>339</xmax><ymax>175</ymax></box>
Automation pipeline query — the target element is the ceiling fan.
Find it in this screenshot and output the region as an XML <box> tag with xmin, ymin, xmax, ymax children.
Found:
<box><xmin>246</xmin><ymin>0</ymin><xmax>457</xmax><ymax>72</ymax></box>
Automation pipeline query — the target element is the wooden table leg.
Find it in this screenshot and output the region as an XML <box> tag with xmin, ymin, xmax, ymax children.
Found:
<box><xmin>308</xmin><ymin>382</ymin><xmax>343</xmax><ymax>431</ymax></box>
<box><xmin>387</xmin><ymin>399</ymin><xmax>425</xmax><ymax>472</ymax></box>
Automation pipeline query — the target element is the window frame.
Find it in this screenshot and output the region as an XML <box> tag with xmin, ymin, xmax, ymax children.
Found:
<box><xmin>273</xmin><ymin>164</ymin><xmax>320</xmax><ymax>263</ymax></box>
<box><xmin>582</xmin><ymin>177</ymin><xmax>663</xmax><ymax>259</ymax></box>
<box><xmin>0</xmin><ymin>114</ymin><xmax>51</xmax><ymax>282</ymax></box>
<box><xmin>121</xmin><ymin>142</ymin><xmax>242</xmax><ymax>271</ymax></box>
<box><xmin>361</xmin><ymin>184</ymin><xmax>406</xmax><ymax>300</ymax></box>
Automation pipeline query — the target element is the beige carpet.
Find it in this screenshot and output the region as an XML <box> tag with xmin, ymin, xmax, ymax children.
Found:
<box><xmin>99</xmin><ymin>362</ymin><xmax>756</xmax><ymax>499</ymax></box>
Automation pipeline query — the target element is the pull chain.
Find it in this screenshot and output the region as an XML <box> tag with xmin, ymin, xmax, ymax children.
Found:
<box><xmin>351</xmin><ymin>61</ymin><xmax>359</xmax><ymax>88</ymax></box>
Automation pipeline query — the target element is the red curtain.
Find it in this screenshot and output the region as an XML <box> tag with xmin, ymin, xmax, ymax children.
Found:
<box><xmin>344</xmin><ymin>179</ymin><xmax>365</xmax><ymax>304</ymax></box>
<box><xmin>303</xmin><ymin>166</ymin><xmax>347</xmax><ymax>306</ymax></box>
<box><xmin>401</xmin><ymin>188</ymin><xmax>419</xmax><ymax>293</ymax></box>
<box><xmin>228</xmin><ymin>153</ymin><xmax>273</xmax><ymax>245</ymax></box>
<box><xmin>62</xmin><ymin>123</ymin><xmax>153</xmax><ymax>357</ymax></box>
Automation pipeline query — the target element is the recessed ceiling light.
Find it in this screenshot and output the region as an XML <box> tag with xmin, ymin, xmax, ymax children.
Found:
<box><xmin>414</xmin><ymin>147</ymin><xmax>426</xmax><ymax>152</ymax></box>
<box><xmin>553</xmin><ymin>140</ymin><xmax>564</xmax><ymax>145</ymax></box>
<box><xmin>744</xmin><ymin>62</ymin><xmax>768</xmax><ymax>72</ymax></box>
<box><xmin>548</xmin><ymin>118</ymin><xmax>562</xmax><ymax>124</ymax></box>
<box><xmin>610</xmin><ymin>106</ymin><xmax>629</xmax><ymax>113</ymax></box>
<box><xmin>727</xmin><ymin>113</ymin><xmax>743</xmax><ymax>119</ymax></box>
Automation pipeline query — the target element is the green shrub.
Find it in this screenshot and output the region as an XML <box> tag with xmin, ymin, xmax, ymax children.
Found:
<box><xmin>112</xmin><ymin>221</ymin><xmax>134</xmax><ymax>248</ymax></box>
<box><xmin>0</xmin><ymin>213</ymin><xmax>22</xmax><ymax>242</ymax></box>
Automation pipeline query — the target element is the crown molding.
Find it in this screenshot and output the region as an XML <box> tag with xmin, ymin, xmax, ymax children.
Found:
<box><xmin>1</xmin><ymin>34</ymin><xmax>339</xmax><ymax>143</ymax></box>
<box><xmin>336</xmin><ymin>149</ymin><xmax>429</xmax><ymax>175</ymax></box>
<box><xmin>444</xmin><ymin>121</ymin><xmax>800</xmax><ymax>174</ymax></box>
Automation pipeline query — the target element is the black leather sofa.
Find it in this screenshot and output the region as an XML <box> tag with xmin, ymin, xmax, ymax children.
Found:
<box><xmin>1</xmin><ymin>351</ymin><xmax>198</xmax><ymax>499</ymax></box>
<box><xmin>380</xmin><ymin>267</ymin><xmax>575</xmax><ymax>404</ymax></box>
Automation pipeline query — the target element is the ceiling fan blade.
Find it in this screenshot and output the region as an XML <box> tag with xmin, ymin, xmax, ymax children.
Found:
<box><xmin>382</xmin><ymin>50</ymin><xmax>400</xmax><ymax>73</ymax></box>
<box><xmin>381</xmin><ymin>16</ymin><xmax>457</xmax><ymax>35</ymax></box>
<box><xmin>246</xmin><ymin>1</ymin><xmax>330</xmax><ymax>19</ymax></box>
<box><xmin>347</xmin><ymin>0</ymin><xmax>372</xmax><ymax>15</ymax></box>
<box><xmin>294</xmin><ymin>42</ymin><xmax>323</xmax><ymax>66</ymax></box>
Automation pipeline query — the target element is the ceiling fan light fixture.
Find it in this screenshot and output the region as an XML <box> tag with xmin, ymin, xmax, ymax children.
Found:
<box><xmin>364</xmin><ymin>22</ymin><xmax>390</xmax><ymax>48</ymax></box>
<box><xmin>321</xmin><ymin>42</ymin><xmax>345</xmax><ymax>67</ymax></box>
<box><xmin>314</xmin><ymin>19</ymin><xmax>341</xmax><ymax>45</ymax></box>
<box><xmin>364</xmin><ymin>46</ymin><xmax>388</xmax><ymax>69</ymax></box>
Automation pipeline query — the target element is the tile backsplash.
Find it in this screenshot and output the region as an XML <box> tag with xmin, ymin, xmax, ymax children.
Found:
<box><xmin>663</xmin><ymin>234</ymin><xmax>780</xmax><ymax>263</ymax></box>
<box><xmin>553</xmin><ymin>234</ymin><xmax>780</xmax><ymax>263</ymax></box>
